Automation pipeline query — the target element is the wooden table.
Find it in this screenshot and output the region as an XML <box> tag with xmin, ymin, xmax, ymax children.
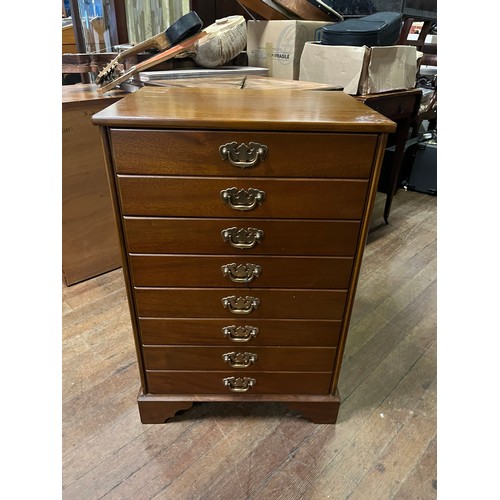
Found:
<box><xmin>356</xmin><ymin>89</ymin><xmax>423</xmax><ymax>224</ymax></box>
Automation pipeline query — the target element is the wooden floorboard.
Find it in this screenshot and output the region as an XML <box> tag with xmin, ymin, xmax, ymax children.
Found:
<box><xmin>62</xmin><ymin>190</ymin><xmax>437</xmax><ymax>499</ymax></box>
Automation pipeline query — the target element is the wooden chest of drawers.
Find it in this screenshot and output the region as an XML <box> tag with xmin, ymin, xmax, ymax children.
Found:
<box><xmin>93</xmin><ymin>87</ymin><xmax>395</xmax><ymax>423</ymax></box>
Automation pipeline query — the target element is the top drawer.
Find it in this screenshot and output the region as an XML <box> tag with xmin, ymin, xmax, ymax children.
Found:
<box><xmin>110</xmin><ymin>129</ymin><xmax>378</xmax><ymax>178</ymax></box>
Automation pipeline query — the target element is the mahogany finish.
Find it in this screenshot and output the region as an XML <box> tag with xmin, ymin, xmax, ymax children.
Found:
<box><xmin>62</xmin><ymin>188</ymin><xmax>437</xmax><ymax>494</ymax></box>
<box><xmin>123</xmin><ymin>218</ymin><xmax>361</xmax><ymax>255</ymax></box>
<box><xmin>117</xmin><ymin>176</ymin><xmax>369</xmax><ymax>219</ymax></box>
<box><xmin>146</xmin><ymin>371</ymin><xmax>332</xmax><ymax>395</ymax></box>
<box><xmin>133</xmin><ymin>288</ymin><xmax>348</xmax><ymax>319</ymax></box>
<box><xmin>62</xmin><ymin>84</ymin><xmax>125</xmax><ymax>285</ymax></box>
<box><xmin>235</xmin><ymin>0</ymin><xmax>290</xmax><ymax>20</ymax></box>
<box><xmin>138</xmin><ymin>318</ymin><xmax>342</xmax><ymax>346</ymax></box>
<box><xmin>93</xmin><ymin>88</ymin><xmax>395</xmax><ymax>133</ymax></box>
<box><xmin>142</xmin><ymin>346</ymin><xmax>337</xmax><ymax>371</ymax></box>
<box><xmin>273</xmin><ymin>0</ymin><xmax>332</xmax><ymax>21</ymax></box>
<box><xmin>93</xmin><ymin>87</ymin><xmax>394</xmax><ymax>424</ymax></box>
<box><xmin>110</xmin><ymin>129</ymin><xmax>378</xmax><ymax>178</ymax></box>
<box><xmin>129</xmin><ymin>254</ymin><xmax>354</xmax><ymax>288</ymax></box>
<box><xmin>135</xmin><ymin>392</ymin><xmax>341</xmax><ymax>424</ymax></box>
<box><xmin>356</xmin><ymin>89</ymin><xmax>423</xmax><ymax>223</ymax></box>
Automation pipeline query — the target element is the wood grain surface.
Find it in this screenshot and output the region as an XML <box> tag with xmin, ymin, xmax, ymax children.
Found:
<box><xmin>138</xmin><ymin>317</ymin><xmax>342</xmax><ymax>346</ymax></box>
<box><xmin>92</xmin><ymin>87</ymin><xmax>396</xmax><ymax>133</ymax></box>
<box><xmin>146</xmin><ymin>370</ymin><xmax>332</xmax><ymax>395</ymax></box>
<box><xmin>123</xmin><ymin>217</ymin><xmax>361</xmax><ymax>255</ymax></box>
<box><xmin>142</xmin><ymin>345</ymin><xmax>336</xmax><ymax>371</ymax></box>
<box><xmin>129</xmin><ymin>254</ymin><xmax>354</xmax><ymax>288</ymax></box>
<box><xmin>63</xmin><ymin>190</ymin><xmax>437</xmax><ymax>499</ymax></box>
<box><xmin>133</xmin><ymin>287</ymin><xmax>347</xmax><ymax>319</ymax></box>
<box><xmin>219</xmin><ymin>0</ymin><xmax>292</xmax><ymax>20</ymax></box>
<box><xmin>273</xmin><ymin>0</ymin><xmax>332</xmax><ymax>20</ymax></box>
<box><xmin>117</xmin><ymin>176</ymin><xmax>369</xmax><ymax>219</ymax></box>
<box><xmin>62</xmin><ymin>92</ymin><xmax>123</xmax><ymax>285</ymax></box>
<box><xmin>110</xmin><ymin>129</ymin><xmax>378</xmax><ymax>178</ymax></box>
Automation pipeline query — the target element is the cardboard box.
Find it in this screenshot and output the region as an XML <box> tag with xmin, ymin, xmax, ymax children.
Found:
<box><xmin>247</xmin><ymin>20</ymin><xmax>330</xmax><ymax>80</ymax></box>
<box><xmin>299</xmin><ymin>42</ymin><xmax>419</xmax><ymax>95</ymax></box>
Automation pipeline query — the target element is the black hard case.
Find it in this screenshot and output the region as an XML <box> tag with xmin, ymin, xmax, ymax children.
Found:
<box><xmin>321</xmin><ymin>12</ymin><xmax>402</xmax><ymax>46</ymax></box>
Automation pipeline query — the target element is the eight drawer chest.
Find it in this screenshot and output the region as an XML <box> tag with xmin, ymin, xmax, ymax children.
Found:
<box><xmin>92</xmin><ymin>87</ymin><xmax>395</xmax><ymax>424</ymax></box>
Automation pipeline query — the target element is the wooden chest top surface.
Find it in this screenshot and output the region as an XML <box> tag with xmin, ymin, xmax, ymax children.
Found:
<box><xmin>92</xmin><ymin>87</ymin><xmax>396</xmax><ymax>133</ymax></box>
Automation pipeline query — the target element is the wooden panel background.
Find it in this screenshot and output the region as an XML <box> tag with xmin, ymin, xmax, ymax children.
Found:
<box><xmin>62</xmin><ymin>98</ymin><xmax>123</xmax><ymax>285</ymax></box>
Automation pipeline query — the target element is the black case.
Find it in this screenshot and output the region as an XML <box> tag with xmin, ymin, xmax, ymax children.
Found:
<box><xmin>405</xmin><ymin>143</ymin><xmax>437</xmax><ymax>196</ymax></box>
<box><xmin>321</xmin><ymin>12</ymin><xmax>402</xmax><ymax>46</ymax></box>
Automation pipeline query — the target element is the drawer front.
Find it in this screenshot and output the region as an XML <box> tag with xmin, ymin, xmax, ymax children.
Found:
<box><xmin>139</xmin><ymin>318</ymin><xmax>342</xmax><ymax>346</ymax></box>
<box><xmin>146</xmin><ymin>370</ymin><xmax>332</xmax><ymax>395</ymax></box>
<box><xmin>110</xmin><ymin>129</ymin><xmax>377</xmax><ymax>178</ymax></box>
<box><xmin>129</xmin><ymin>255</ymin><xmax>353</xmax><ymax>289</ymax></box>
<box><xmin>117</xmin><ymin>176</ymin><xmax>369</xmax><ymax>219</ymax></box>
<box><xmin>124</xmin><ymin>218</ymin><xmax>361</xmax><ymax>256</ymax></box>
<box><xmin>134</xmin><ymin>288</ymin><xmax>347</xmax><ymax>319</ymax></box>
<box><xmin>143</xmin><ymin>346</ymin><xmax>336</xmax><ymax>371</ymax></box>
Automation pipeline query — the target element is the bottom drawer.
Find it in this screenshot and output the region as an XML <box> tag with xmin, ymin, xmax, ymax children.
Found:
<box><xmin>146</xmin><ymin>371</ymin><xmax>332</xmax><ymax>395</ymax></box>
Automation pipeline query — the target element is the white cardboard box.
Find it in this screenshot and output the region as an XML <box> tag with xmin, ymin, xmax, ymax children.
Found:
<box><xmin>299</xmin><ymin>42</ymin><xmax>419</xmax><ymax>95</ymax></box>
<box><xmin>247</xmin><ymin>20</ymin><xmax>330</xmax><ymax>80</ymax></box>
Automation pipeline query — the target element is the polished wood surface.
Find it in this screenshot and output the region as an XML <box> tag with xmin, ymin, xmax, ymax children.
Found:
<box><xmin>61</xmin><ymin>83</ymin><xmax>125</xmax><ymax>107</ymax></box>
<box><xmin>110</xmin><ymin>129</ymin><xmax>378</xmax><ymax>177</ymax></box>
<box><xmin>117</xmin><ymin>176</ymin><xmax>368</xmax><ymax>219</ymax></box>
<box><xmin>135</xmin><ymin>392</ymin><xmax>341</xmax><ymax>424</ymax></box>
<box><xmin>273</xmin><ymin>0</ymin><xmax>331</xmax><ymax>20</ymax></box>
<box><xmin>62</xmin><ymin>190</ymin><xmax>437</xmax><ymax>497</ymax></box>
<box><xmin>93</xmin><ymin>87</ymin><xmax>392</xmax><ymax>424</ymax></box>
<box><xmin>138</xmin><ymin>318</ymin><xmax>342</xmax><ymax>346</ymax></box>
<box><xmin>62</xmin><ymin>85</ymin><xmax>124</xmax><ymax>285</ymax></box>
<box><xmin>356</xmin><ymin>89</ymin><xmax>423</xmax><ymax>223</ymax></box>
<box><xmin>123</xmin><ymin>218</ymin><xmax>361</xmax><ymax>255</ymax></box>
<box><xmin>92</xmin><ymin>87</ymin><xmax>396</xmax><ymax>133</ymax></box>
<box><xmin>62</xmin><ymin>24</ymin><xmax>77</xmax><ymax>54</ymax></box>
<box><xmin>134</xmin><ymin>288</ymin><xmax>347</xmax><ymax>319</ymax></box>
<box><xmin>234</xmin><ymin>0</ymin><xmax>290</xmax><ymax>20</ymax></box>
<box><xmin>143</xmin><ymin>346</ymin><xmax>336</xmax><ymax>371</ymax></box>
<box><xmin>148</xmin><ymin>74</ymin><xmax>338</xmax><ymax>91</ymax></box>
<box><xmin>129</xmin><ymin>254</ymin><xmax>353</xmax><ymax>288</ymax></box>
<box><xmin>146</xmin><ymin>371</ymin><xmax>332</xmax><ymax>395</ymax></box>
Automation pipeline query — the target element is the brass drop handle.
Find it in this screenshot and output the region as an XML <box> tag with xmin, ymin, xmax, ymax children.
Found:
<box><xmin>221</xmin><ymin>227</ymin><xmax>264</xmax><ymax>249</ymax></box>
<box><xmin>222</xmin><ymin>325</ymin><xmax>259</xmax><ymax>342</ymax></box>
<box><xmin>219</xmin><ymin>141</ymin><xmax>268</xmax><ymax>169</ymax></box>
<box><xmin>223</xmin><ymin>376</ymin><xmax>256</xmax><ymax>392</ymax></box>
<box><xmin>222</xmin><ymin>295</ymin><xmax>260</xmax><ymax>314</ymax></box>
<box><xmin>222</xmin><ymin>351</ymin><xmax>258</xmax><ymax>368</ymax></box>
<box><xmin>220</xmin><ymin>187</ymin><xmax>266</xmax><ymax>211</ymax></box>
<box><xmin>221</xmin><ymin>263</ymin><xmax>261</xmax><ymax>283</ymax></box>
